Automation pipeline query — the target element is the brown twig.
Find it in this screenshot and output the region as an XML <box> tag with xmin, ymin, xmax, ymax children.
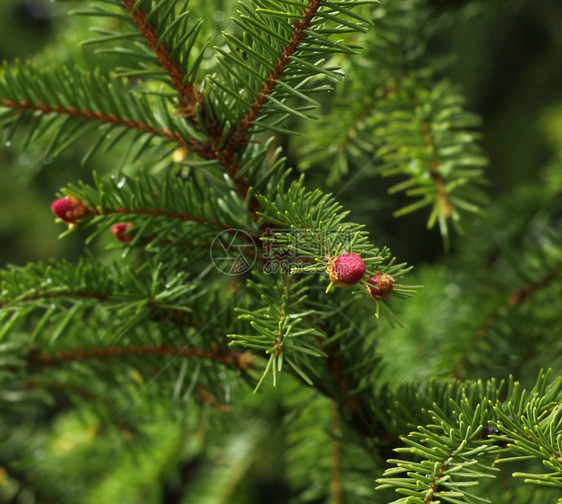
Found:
<box><xmin>420</xmin><ymin>117</ymin><xmax>452</xmax><ymax>218</ymax></box>
<box><xmin>195</xmin><ymin>385</ymin><xmax>231</xmax><ymax>413</ymax></box>
<box><xmin>323</xmin><ymin>342</ymin><xmax>363</xmax><ymax>427</ymax></box>
<box><xmin>1</xmin><ymin>99</ymin><xmax>214</xmax><ymax>159</ymax></box>
<box><xmin>98</xmin><ymin>206</ymin><xmax>241</xmax><ymax>232</ymax></box>
<box><xmin>26</xmin><ymin>344</ymin><xmax>255</xmax><ymax>372</ymax></box>
<box><xmin>122</xmin><ymin>0</ymin><xmax>203</xmax><ymax>121</ymax></box>
<box><xmin>215</xmin><ymin>0</ymin><xmax>323</xmax><ymax>203</ymax></box>
<box><xmin>423</xmin><ymin>442</ymin><xmax>461</xmax><ymax>504</ymax></box>
<box><xmin>98</xmin><ymin>206</ymin><xmax>262</xmax><ymax>253</ymax></box>
<box><xmin>330</xmin><ymin>403</ymin><xmax>344</xmax><ymax>504</ymax></box>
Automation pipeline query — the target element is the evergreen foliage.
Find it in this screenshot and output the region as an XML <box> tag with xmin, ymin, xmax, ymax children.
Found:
<box><xmin>0</xmin><ymin>0</ymin><xmax>560</xmax><ymax>503</ymax></box>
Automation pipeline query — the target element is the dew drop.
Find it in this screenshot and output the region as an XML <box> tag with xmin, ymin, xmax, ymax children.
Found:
<box><xmin>5</xmin><ymin>141</ymin><xmax>11</xmax><ymax>147</ymax></box>
<box><xmin>117</xmin><ymin>177</ymin><xmax>126</xmax><ymax>188</ymax></box>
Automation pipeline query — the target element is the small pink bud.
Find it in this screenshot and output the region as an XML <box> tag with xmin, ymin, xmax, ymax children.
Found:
<box><xmin>327</xmin><ymin>252</ymin><xmax>366</xmax><ymax>286</ymax></box>
<box><xmin>366</xmin><ymin>272</ymin><xmax>395</xmax><ymax>300</ymax></box>
<box><xmin>50</xmin><ymin>196</ymin><xmax>87</xmax><ymax>223</ymax></box>
<box><xmin>111</xmin><ymin>222</ymin><xmax>134</xmax><ymax>243</ymax></box>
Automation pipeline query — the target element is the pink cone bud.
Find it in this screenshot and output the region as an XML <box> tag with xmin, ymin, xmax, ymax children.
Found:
<box><xmin>50</xmin><ymin>196</ymin><xmax>87</xmax><ymax>224</ymax></box>
<box><xmin>111</xmin><ymin>223</ymin><xmax>134</xmax><ymax>243</ymax></box>
<box><xmin>328</xmin><ymin>252</ymin><xmax>366</xmax><ymax>286</ymax></box>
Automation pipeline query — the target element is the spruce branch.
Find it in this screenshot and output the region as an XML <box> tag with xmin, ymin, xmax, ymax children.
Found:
<box><xmin>451</xmin><ymin>266</ymin><xmax>562</xmax><ymax>378</ymax></box>
<box><xmin>208</xmin><ymin>0</ymin><xmax>375</xmax><ymax>202</ymax></box>
<box><xmin>257</xmin><ymin>181</ymin><xmax>413</xmax><ymax>295</ymax></box>
<box><xmin>55</xmin><ymin>174</ymin><xmax>262</xmax><ymax>263</ymax></box>
<box><xmin>0</xmin><ymin>98</ymin><xmax>191</xmax><ymax>149</ymax></box>
<box><xmin>376</xmin><ymin>394</ymin><xmax>501</xmax><ymax>502</ymax></box>
<box><xmin>295</xmin><ymin>1</ymin><xmax>488</xmax><ymax>239</ymax></box>
<box><xmin>230</xmin><ymin>274</ymin><xmax>327</xmax><ymax>392</ymax></box>
<box><xmin>0</xmin><ymin>259</ymin><xmax>207</xmax><ymax>342</ymax></box>
<box><xmin>375</xmin><ymin>83</ymin><xmax>487</xmax><ymax>239</ymax></box>
<box><xmin>492</xmin><ymin>372</ymin><xmax>562</xmax><ymax>489</ymax></box>
<box><xmin>219</xmin><ymin>0</ymin><xmax>323</xmax><ymax>165</ymax></box>
<box><xmin>422</xmin><ymin>439</ymin><xmax>467</xmax><ymax>504</ymax></box>
<box><xmin>376</xmin><ymin>373</ymin><xmax>562</xmax><ymax>501</ymax></box>
<box><xmin>0</xmin><ymin>288</ymin><xmax>202</xmax><ymax>331</ymax></box>
<box><xmin>0</xmin><ymin>63</ymin><xmax>214</xmax><ymax>160</ymax></box>
<box><xmin>121</xmin><ymin>0</ymin><xmax>203</xmax><ymax>120</ymax></box>
<box><xmin>59</xmin><ymin>0</ymin><xmax>207</xmax><ymax>117</ymax></box>
<box><xmin>0</xmin><ymin>287</ymin><xmax>202</xmax><ymax>333</ymax></box>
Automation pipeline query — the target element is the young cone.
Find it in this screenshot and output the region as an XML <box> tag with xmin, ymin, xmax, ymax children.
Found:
<box><xmin>50</xmin><ymin>196</ymin><xmax>88</xmax><ymax>224</ymax></box>
<box><xmin>111</xmin><ymin>223</ymin><xmax>135</xmax><ymax>243</ymax></box>
<box><xmin>327</xmin><ymin>252</ymin><xmax>366</xmax><ymax>286</ymax></box>
<box><xmin>366</xmin><ymin>271</ymin><xmax>395</xmax><ymax>300</ymax></box>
